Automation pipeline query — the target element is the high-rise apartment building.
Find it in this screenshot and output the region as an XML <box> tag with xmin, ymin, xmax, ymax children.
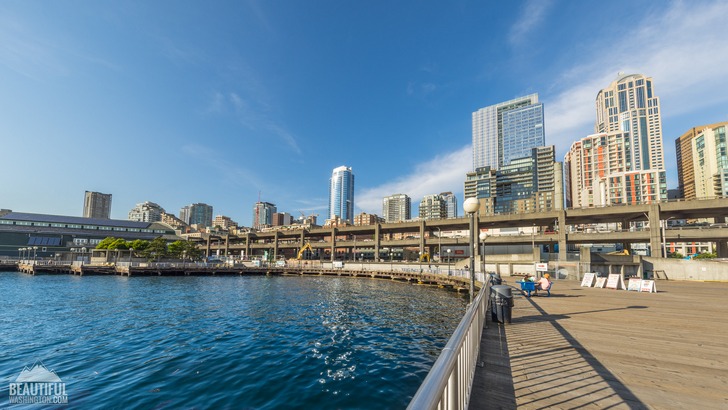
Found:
<box><xmin>382</xmin><ymin>194</ymin><xmax>411</xmax><ymax>223</ymax></box>
<box><xmin>440</xmin><ymin>192</ymin><xmax>458</xmax><ymax>218</ymax></box>
<box><xmin>128</xmin><ymin>201</ymin><xmax>164</xmax><ymax>223</ymax></box>
<box><xmin>565</xmin><ymin>132</ymin><xmax>666</xmax><ymax>207</ymax></box>
<box><xmin>329</xmin><ymin>166</ymin><xmax>355</xmax><ymax>223</ymax></box>
<box><xmin>272</xmin><ymin>212</ymin><xmax>293</xmax><ymax>226</ymax></box>
<box><xmin>83</xmin><ymin>191</ymin><xmax>112</xmax><ymax>219</ymax></box>
<box><xmin>180</xmin><ymin>203</ymin><xmax>213</xmax><ymax>227</ymax></box>
<box><xmin>353</xmin><ymin>212</ymin><xmax>384</xmax><ymax>226</ymax></box>
<box><xmin>213</xmin><ymin>215</ymin><xmax>238</xmax><ymax>231</ymax></box>
<box><xmin>565</xmin><ymin>74</ymin><xmax>667</xmax><ymax>208</ymax></box>
<box><xmin>676</xmin><ymin>122</ymin><xmax>728</xmax><ymax>200</ymax></box>
<box><xmin>472</xmin><ymin>94</ymin><xmax>544</xmax><ymax>170</ymax></box>
<box><xmin>419</xmin><ymin>194</ymin><xmax>446</xmax><ymax>220</ymax></box>
<box><xmin>253</xmin><ymin>202</ymin><xmax>276</xmax><ymax>229</ymax></box>
<box><xmin>595</xmin><ymin>73</ymin><xmax>664</xmax><ymax>171</ymax></box>
<box><xmin>465</xmin><ymin>146</ymin><xmax>562</xmax><ymax>215</ymax></box>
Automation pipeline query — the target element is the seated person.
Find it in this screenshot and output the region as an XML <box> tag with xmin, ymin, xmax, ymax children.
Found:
<box><xmin>535</xmin><ymin>273</ymin><xmax>551</xmax><ymax>293</ymax></box>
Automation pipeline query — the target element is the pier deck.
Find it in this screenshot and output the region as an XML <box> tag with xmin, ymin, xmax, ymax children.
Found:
<box><xmin>470</xmin><ymin>279</ymin><xmax>728</xmax><ymax>409</ymax></box>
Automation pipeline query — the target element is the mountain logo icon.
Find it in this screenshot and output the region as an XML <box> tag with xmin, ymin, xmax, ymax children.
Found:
<box><xmin>15</xmin><ymin>361</ymin><xmax>63</xmax><ymax>383</ymax></box>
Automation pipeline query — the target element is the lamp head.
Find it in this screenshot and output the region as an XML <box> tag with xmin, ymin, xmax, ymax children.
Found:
<box><xmin>479</xmin><ymin>231</ymin><xmax>488</xmax><ymax>241</ymax></box>
<box><xmin>463</xmin><ymin>197</ymin><xmax>480</xmax><ymax>214</ymax></box>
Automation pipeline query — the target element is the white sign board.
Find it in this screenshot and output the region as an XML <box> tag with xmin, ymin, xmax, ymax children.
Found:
<box><xmin>581</xmin><ymin>272</ymin><xmax>596</xmax><ymax>287</ymax></box>
<box><xmin>640</xmin><ymin>280</ymin><xmax>657</xmax><ymax>293</ymax></box>
<box><xmin>535</xmin><ymin>263</ymin><xmax>548</xmax><ymax>272</ymax></box>
<box><xmin>594</xmin><ymin>277</ymin><xmax>607</xmax><ymax>288</ymax></box>
<box><xmin>606</xmin><ymin>274</ymin><xmax>624</xmax><ymax>290</ymax></box>
<box><xmin>627</xmin><ymin>278</ymin><xmax>642</xmax><ymax>291</ymax></box>
<box><xmin>333</xmin><ymin>261</ymin><xmax>344</xmax><ymax>269</ymax></box>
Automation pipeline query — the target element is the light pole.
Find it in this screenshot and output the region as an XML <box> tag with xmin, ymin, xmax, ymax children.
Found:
<box><xmin>33</xmin><ymin>246</ymin><xmax>38</xmax><ymax>261</ymax></box>
<box><xmin>479</xmin><ymin>231</ymin><xmax>488</xmax><ymax>278</ymax></box>
<box><xmin>464</xmin><ymin>197</ymin><xmax>480</xmax><ymax>302</ymax></box>
<box><xmin>447</xmin><ymin>249</ymin><xmax>451</xmax><ymax>276</ymax></box>
<box><xmin>129</xmin><ymin>247</ymin><xmax>134</xmax><ymax>265</ymax></box>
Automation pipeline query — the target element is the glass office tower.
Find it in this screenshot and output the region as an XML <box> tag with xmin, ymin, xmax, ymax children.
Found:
<box><xmin>329</xmin><ymin>166</ymin><xmax>355</xmax><ymax>223</ymax></box>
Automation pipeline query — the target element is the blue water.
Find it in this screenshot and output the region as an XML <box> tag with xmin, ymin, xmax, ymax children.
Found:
<box><xmin>0</xmin><ymin>272</ymin><xmax>467</xmax><ymax>409</ymax></box>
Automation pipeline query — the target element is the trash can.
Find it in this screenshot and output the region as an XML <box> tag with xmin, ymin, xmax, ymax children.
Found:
<box><xmin>490</xmin><ymin>285</ymin><xmax>513</xmax><ymax>324</ymax></box>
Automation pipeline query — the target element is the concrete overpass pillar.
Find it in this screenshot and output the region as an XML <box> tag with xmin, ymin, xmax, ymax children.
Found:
<box><xmin>419</xmin><ymin>220</ymin><xmax>426</xmax><ymax>260</ymax></box>
<box><xmin>225</xmin><ymin>234</ymin><xmax>230</xmax><ymax>256</ymax></box>
<box><xmin>374</xmin><ymin>224</ymin><xmax>380</xmax><ymax>261</ymax></box>
<box><xmin>245</xmin><ymin>233</ymin><xmax>251</xmax><ymax>260</ymax></box>
<box><xmin>205</xmin><ymin>234</ymin><xmax>211</xmax><ymax>257</ymax></box>
<box><xmin>718</xmin><ymin>240</ymin><xmax>728</xmax><ymax>258</ymax></box>
<box><xmin>648</xmin><ymin>204</ymin><xmax>662</xmax><ymax>257</ymax></box>
<box><xmin>557</xmin><ymin>211</ymin><xmax>567</xmax><ymax>261</ymax></box>
<box><xmin>330</xmin><ymin>228</ymin><xmax>337</xmax><ymax>262</ymax></box>
<box><xmin>273</xmin><ymin>231</ymin><xmax>279</xmax><ymax>260</ymax></box>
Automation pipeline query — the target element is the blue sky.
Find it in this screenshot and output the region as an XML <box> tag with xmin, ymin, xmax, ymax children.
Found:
<box><xmin>2</xmin><ymin>0</ymin><xmax>728</xmax><ymax>225</ymax></box>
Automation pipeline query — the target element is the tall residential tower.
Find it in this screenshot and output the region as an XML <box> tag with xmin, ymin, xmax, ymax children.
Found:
<box><xmin>328</xmin><ymin>166</ymin><xmax>355</xmax><ymax>224</ymax></box>
<box><xmin>83</xmin><ymin>191</ymin><xmax>112</xmax><ymax>219</ymax></box>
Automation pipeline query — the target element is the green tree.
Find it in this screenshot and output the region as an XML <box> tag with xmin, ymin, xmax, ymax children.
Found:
<box><xmin>142</xmin><ymin>237</ymin><xmax>168</xmax><ymax>262</ymax></box>
<box><xmin>108</xmin><ymin>238</ymin><xmax>129</xmax><ymax>250</ymax></box>
<box><xmin>669</xmin><ymin>252</ymin><xmax>684</xmax><ymax>259</ymax></box>
<box><xmin>95</xmin><ymin>237</ymin><xmax>117</xmax><ymax>249</ymax></box>
<box><xmin>129</xmin><ymin>239</ymin><xmax>150</xmax><ymax>253</ymax></box>
<box><xmin>168</xmin><ymin>240</ymin><xmax>203</xmax><ymax>261</ymax></box>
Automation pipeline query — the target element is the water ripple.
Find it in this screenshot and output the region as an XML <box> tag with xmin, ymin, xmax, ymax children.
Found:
<box><xmin>0</xmin><ymin>272</ymin><xmax>467</xmax><ymax>409</ymax></box>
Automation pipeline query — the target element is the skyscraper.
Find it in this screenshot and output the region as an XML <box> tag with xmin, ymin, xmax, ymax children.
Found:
<box><xmin>83</xmin><ymin>191</ymin><xmax>112</xmax><ymax>219</ymax></box>
<box><xmin>466</xmin><ymin>146</ymin><xmax>561</xmax><ymax>215</ymax></box>
<box><xmin>565</xmin><ymin>132</ymin><xmax>666</xmax><ymax>207</ymax></box>
<box><xmin>675</xmin><ymin>122</ymin><xmax>728</xmax><ymax>200</ymax></box>
<box><xmin>595</xmin><ymin>73</ymin><xmax>664</xmax><ymax>171</ymax></box>
<box><xmin>191</xmin><ymin>203</ymin><xmax>213</xmax><ymax>227</ymax></box>
<box><xmin>565</xmin><ymin>74</ymin><xmax>667</xmax><ymax>208</ymax></box>
<box><xmin>253</xmin><ymin>202</ymin><xmax>276</xmax><ymax>229</ymax></box>
<box><xmin>382</xmin><ymin>194</ymin><xmax>410</xmax><ymax>223</ymax></box>
<box><xmin>472</xmin><ymin>94</ymin><xmax>544</xmax><ymax>170</ymax></box>
<box><xmin>329</xmin><ymin>166</ymin><xmax>355</xmax><ymax>223</ymax></box>
<box><xmin>440</xmin><ymin>192</ymin><xmax>458</xmax><ymax>218</ymax></box>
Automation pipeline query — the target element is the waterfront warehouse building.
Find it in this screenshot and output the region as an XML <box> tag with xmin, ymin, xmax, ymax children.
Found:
<box><xmin>329</xmin><ymin>166</ymin><xmax>355</xmax><ymax>224</ymax></box>
<box><xmin>83</xmin><ymin>191</ymin><xmax>112</xmax><ymax>219</ymax></box>
<box><xmin>0</xmin><ymin>210</ymin><xmax>178</xmax><ymax>258</ymax></box>
<box><xmin>675</xmin><ymin>121</ymin><xmax>728</xmax><ymax>200</ymax></box>
<box><xmin>382</xmin><ymin>194</ymin><xmax>411</xmax><ymax>223</ymax></box>
<box><xmin>472</xmin><ymin>94</ymin><xmax>544</xmax><ymax>171</ymax></box>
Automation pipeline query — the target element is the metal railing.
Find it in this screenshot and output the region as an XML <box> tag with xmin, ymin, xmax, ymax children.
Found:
<box><xmin>407</xmin><ymin>274</ymin><xmax>492</xmax><ymax>410</ymax></box>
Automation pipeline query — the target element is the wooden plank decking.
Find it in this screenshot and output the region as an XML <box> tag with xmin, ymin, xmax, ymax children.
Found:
<box><xmin>470</xmin><ymin>279</ymin><xmax>728</xmax><ymax>409</ymax></box>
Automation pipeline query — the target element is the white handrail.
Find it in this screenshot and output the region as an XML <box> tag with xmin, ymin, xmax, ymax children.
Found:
<box><xmin>407</xmin><ymin>274</ymin><xmax>492</xmax><ymax>410</ymax></box>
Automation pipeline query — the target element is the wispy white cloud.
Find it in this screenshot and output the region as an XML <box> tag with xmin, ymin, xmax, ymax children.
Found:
<box><xmin>0</xmin><ymin>13</ymin><xmax>68</xmax><ymax>79</ymax></box>
<box><xmin>205</xmin><ymin>90</ymin><xmax>302</xmax><ymax>154</ymax></box>
<box><xmin>509</xmin><ymin>0</ymin><xmax>554</xmax><ymax>45</ymax></box>
<box><xmin>181</xmin><ymin>143</ymin><xmax>264</xmax><ymax>188</ymax></box>
<box><xmin>356</xmin><ymin>145</ymin><xmax>472</xmax><ymax>214</ymax></box>
<box><xmin>544</xmin><ymin>0</ymin><xmax>728</xmax><ymax>157</ymax></box>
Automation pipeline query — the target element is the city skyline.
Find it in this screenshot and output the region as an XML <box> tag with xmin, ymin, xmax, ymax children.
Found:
<box><xmin>2</xmin><ymin>1</ymin><xmax>728</xmax><ymax>225</ymax></box>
